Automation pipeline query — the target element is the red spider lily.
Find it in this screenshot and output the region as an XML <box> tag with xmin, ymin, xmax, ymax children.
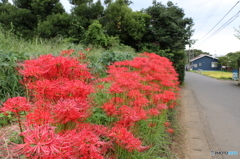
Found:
<box><xmin>60</xmin><ymin>49</ymin><xmax>75</xmax><ymax>56</ymax></box>
<box><xmin>19</xmin><ymin>54</ymin><xmax>92</xmax><ymax>82</ymax></box>
<box><xmin>164</xmin><ymin>121</ymin><xmax>171</xmax><ymax>128</ymax></box>
<box><xmin>1</xmin><ymin>97</ymin><xmax>31</xmax><ymax>114</ymax></box>
<box><xmin>147</xmin><ymin>108</ymin><xmax>160</xmax><ymax>116</ymax></box>
<box><xmin>102</xmin><ymin>52</ymin><xmax>180</xmax><ymax>129</ymax></box>
<box><xmin>27</xmin><ymin>79</ymin><xmax>93</xmax><ymax>101</ymax></box>
<box><xmin>52</xmin><ymin>98</ymin><xmax>90</xmax><ymax>124</ymax></box>
<box><xmin>13</xmin><ymin>125</ymin><xmax>67</xmax><ymax>158</ymax></box>
<box><xmin>166</xmin><ymin>128</ymin><xmax>175</xmax><ymax>134</ymax></box>
<box><xmin>102</xmin><ymin>102</ymin><xmax>119</xmax><ymax>116</ymax></box>
<box><xmin>116</xmin><ymin>106</ymin><xmax>148</xmax><ymax>127</ymax></box>
<box><xmin>85</xmin><ymin>48</ymin><xmax>91</xmax><ymax>52</ymax></box>
<box><xmin>127</xmin><ymin>90</ymin><xmax>143</xmax><ymax>98</ymax></box>
<box><xmin>153</xmin><ymin>90</ymin><xmax>177</xmax><ymax>104</ymax></box>
<box><xmin>157</xmin><ymin>104</ymin><xmax>168</xmax><ymax>110</ymax></box>
<box><xmin>26</xmin><ymin>108</ymin><xmax>53</xmax><ymax>126</ymax></box>
<box><xmin>78</xmin><ymin>51</ymin><xmax>86</xmax><ymax>60</ymax></box>
<box><xmin>109</xmin><ymin>126</ymin><xmax>149</xmax><ymax>152</ymax></box>
<box><xmin>130</xmin><ymin>97</ymin><xmax>149</xmax><ymax>107</ymax></box>
<box><xmin>76</xmin><ymin>123</ymin><xmax>110</xmax><ymax>137</ymax></box>
<box><xmin>96</xmin><ymin>84</ymin><xmax>104</xmax><ymax>90</ymax></box>
<box><xmin>168</xmin><ymin>104</ymin><xmax>175</xmax><ymax>109</ymax></box>
<box><xmin>148</xmin><ymin>122</ymin><xmax>157</xmax><ymax>128</ymax></box>
<box><xmin>61</xmin><ymin>124</ymin><xmax>112</xmax><ymax>158</ymax></box>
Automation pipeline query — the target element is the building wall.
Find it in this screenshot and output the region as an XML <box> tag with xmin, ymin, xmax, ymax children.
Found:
<box><xmin>191</xmin><ymin>56</ymin><xmax>220</xmax><ymax>70</ymax></box>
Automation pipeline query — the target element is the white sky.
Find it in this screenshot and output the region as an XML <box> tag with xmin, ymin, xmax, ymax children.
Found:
<box><xmin>10</xmin><ymin>0</ymin><xmax>240</xmax><ymax>56</ymax></box>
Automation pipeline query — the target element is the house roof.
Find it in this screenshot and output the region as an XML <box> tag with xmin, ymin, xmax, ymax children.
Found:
<box><xmin>190</xmin><ymin>54</ymin><xmax>218</xmax><ymax>62</ymax></box>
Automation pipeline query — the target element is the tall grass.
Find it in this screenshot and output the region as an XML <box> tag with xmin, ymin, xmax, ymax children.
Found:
<box><xmin>0</xmin><ymin>26</ymin><xmax>71</xmax><ymax>56</ymax></box>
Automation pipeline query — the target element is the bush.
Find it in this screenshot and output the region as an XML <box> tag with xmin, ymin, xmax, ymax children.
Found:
<box><xmin>88</xmin><ymin>50</ymin><xmax>136</xmax><ymax>77</ymax></box>
<box><xmin>84</xmin><ymin>20</ymin><xmax>108</xmax><ymax>47</ymax></box>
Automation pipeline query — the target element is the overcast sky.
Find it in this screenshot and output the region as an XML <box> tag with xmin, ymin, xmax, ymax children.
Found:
<box><xmin>10</xmin><ymin>0</ymin><xmax>239</xmax><ymax>56</ymax></box>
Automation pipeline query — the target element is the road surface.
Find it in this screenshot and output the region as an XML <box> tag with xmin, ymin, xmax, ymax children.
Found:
<box><xmin>184</xmin><ymin>72</ymin><xmax>240</xmax><ymax>159</ymax></box>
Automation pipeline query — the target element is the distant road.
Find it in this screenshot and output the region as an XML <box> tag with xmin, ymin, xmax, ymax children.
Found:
<box><xmin>185</xmin><ymin>72</ymin><xmax>240</xmax><ymax>159</ymax></box>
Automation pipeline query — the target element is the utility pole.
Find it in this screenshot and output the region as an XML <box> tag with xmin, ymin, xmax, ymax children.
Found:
<box><xmin>238</xmin><ymin>60</ymin><xmax>240</xmax><ymax>85</ymax></box>
<box><xmin>188</xmin><ymin>46</ymin><xmax>190</xmax><ymax>64</ymax></box>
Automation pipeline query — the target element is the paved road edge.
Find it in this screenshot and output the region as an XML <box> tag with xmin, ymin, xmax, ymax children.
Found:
<box><xmin>182</xmin><ymin>85</ymin><xmax>223</xmax><ymax>159</ymax></box>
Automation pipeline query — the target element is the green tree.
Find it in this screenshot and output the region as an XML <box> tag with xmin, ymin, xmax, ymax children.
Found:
<box><xmin>71</xmin><ymin>0</ymin><xmax>104</xmax><ymax>29</ymax></box>
<box><xmin>218</xmin><ymin>51</ymin><xmax>240</xmax><ymax>69</ymax></box>
<box><xmin>37</xmin><ymin>13</ymin><xmax>85</xmax><ymax>42</ymax></box>
<box><xmin>13</xmin><ymin>0</ymin><xmax>65</xmax><ymax>21</ymax></box>
<box><xmin>69</xmin><ymin>0</ymin><xmax>92</xmax><ymax>6</ymax></box>
<box><xmin>0</xmin><ymin>3</ymin><xmax>35</xmax><ymax>37</ymax></box>
<box><xmin>104</xmin><ymin>0</ymin><xmax>132</xmax><ymax>5</ymax></box>
<box><xmin>0</xmin><ymin>0</ymin><xmax>8</xmax><ymax>3</ymax></box>
<box><xmin>102</xmin><ymin>0</ymin><xmax>150</xmax><ymax>47</ymax></box>
<box><xmin>143</xmin><ymin>1</ymin><xmax>194</xmax><ymax>51</ymax></box>
<box><xmin>85</xmin><ymin>20</ymin><xmax>108</xmax><ymax>47</ymax></box>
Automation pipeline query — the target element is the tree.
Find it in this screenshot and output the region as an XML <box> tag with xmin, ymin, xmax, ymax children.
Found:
<box><xmin>69</xmin><ymin>0</ymin><xmax>93</xmax><ymax>6</ymax></box>
<box><xmin>85</xmin><ymin>20</ymin><xmax>108</xmax><ymax>47</ymax></box>
<box><xmin>36</xmin><ymin>13</ymin><xmax>86</xmax><ymax>42</ymax></box>
<box><xmin>0</xmin><ymin>3</ymin><xmax>36</xmax><ymax>37</ymax></box>
<box><xmin>104</xmin><ymin>0</ymin><xmax>132</xmax><ymax>6</ymax></box>
<box><xmin>101</xmin><ymin>0</ymin><xmax>150</xmax><ymax>47</ymax></box>
<box><xmin>0</xmin><ymin>0</ymin><xmax>8</xmax><ymax>3</ymax></box>
<box><xmin>218</xmin><ymin>51</ymin><xmax>240</xmax><ymax>69</ymax></box>
<box><xmin>143</xmin><ymin>1</ymin><xmax>194</xmax><ymax>51</ymax></box>
<box><xmin>13</xmin><ymin>0</ymin><xmax>65</xmax><ymax>21</ymax></box>
<box><xmin>71</xmin><ymin>0</ymin><xmax>104</xmax><ymax>29</ymax></box>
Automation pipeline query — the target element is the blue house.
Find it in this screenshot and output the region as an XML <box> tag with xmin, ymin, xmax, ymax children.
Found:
<box><xmin>189</xmin><ymin>54</ymin><xmax>221</xmax><ymax>70</ymax></box>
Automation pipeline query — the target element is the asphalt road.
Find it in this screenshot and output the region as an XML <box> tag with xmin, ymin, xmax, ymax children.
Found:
<box><xmin>185</xmin><ymin>72</ymin><xmax>240</xmax><ymax>159</ymax></box>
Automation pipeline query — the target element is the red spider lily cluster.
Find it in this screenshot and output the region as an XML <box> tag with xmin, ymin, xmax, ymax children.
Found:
<box><xmin>0</xmin><ymin>51</ymin><xmax>179</xmax><ymax>158</ymax></box>
<box><xmin>102</xmin><ymin>52</ymin><xmax>179</xmax><ymax>128</ymax></box>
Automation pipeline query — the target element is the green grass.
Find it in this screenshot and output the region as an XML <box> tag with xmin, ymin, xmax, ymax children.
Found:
<box><xmin>200</xmin><ymin>71</ymin><xmax>232</xmax><ymax>79</ymax></box>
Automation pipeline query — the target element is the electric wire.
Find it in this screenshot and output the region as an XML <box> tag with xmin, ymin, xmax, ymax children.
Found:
<box><xmin>208</xmin><ymin>11</ymin><xmax>240</xmax><ymax>38</ymax></box>
<box><xmin>197</xmin><ymin>10</ymin><xmax>240</xmax><ymax>46</ymax></box>
<box><xmin>197</xmin><ymin>0</ymin><xmax>222</xmax><ymax>32</ymax></box>
<box><xmin>201</xmin><ymin>1</ymin><xmax>240</xmax><ymax>39</ymax></box>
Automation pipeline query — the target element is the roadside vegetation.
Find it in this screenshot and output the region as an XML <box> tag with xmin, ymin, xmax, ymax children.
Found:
<box><xmin>0</xmin><ymin>48</ymin><xmax>181</xmax><ymax>158</ymax></box>
<box><xmin>0</xmin><ymin>22</ymin><xmax>183</xmax><ymax>159</ymax></box>
<box><xmin>0</xmin><ymin>0</ymin><xmax>194</xmax><ymax>158</ymax></box>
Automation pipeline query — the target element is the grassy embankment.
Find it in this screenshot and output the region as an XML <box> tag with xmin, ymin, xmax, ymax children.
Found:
<box><xmin>0</xmin><ymin>30</ymin><xmax>182</xmax><ymax>158</ymax></box>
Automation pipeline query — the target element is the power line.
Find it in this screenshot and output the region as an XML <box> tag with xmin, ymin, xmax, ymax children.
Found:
<box><xmin>200</xmin><ymin>1</ymin><xmax>240</xmax><ymax>39</ymax></box>
<box><xmin>207</xmin><ymin>11</ymin><xmax>240</xmax><ymax>38</ymax></box>
<box><xmin>197</xmin><ymin>10</ymin><xmax>240</xmax><ymax>46</ymax></box>
<box><xmin>197</xmin><ymin>0</ymin><xmax>223</xmax><ymax>33</ymax></box>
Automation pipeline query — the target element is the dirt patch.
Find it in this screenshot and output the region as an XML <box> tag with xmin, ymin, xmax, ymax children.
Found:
<box><xmin>170</xmin><ymin>89</ymin><xmax>188</xmax><ymax>159</ymax></box>
<box><xmin>0</xmin><ymin>124</ymin><xmax>21</xmax><ymax>158</ymax></box>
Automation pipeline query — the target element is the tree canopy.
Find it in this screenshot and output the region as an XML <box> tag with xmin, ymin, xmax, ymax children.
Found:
<box><xmin>218</xmin><ymin>51</ymin><xmax>240</xmax><ymax>69</ymax></box>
